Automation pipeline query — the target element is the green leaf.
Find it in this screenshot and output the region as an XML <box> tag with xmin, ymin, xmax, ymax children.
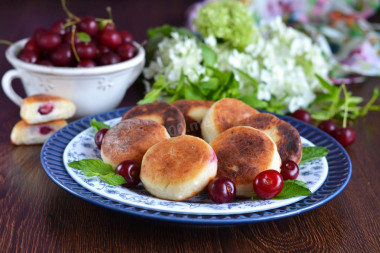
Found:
<box><xmin>99</xmin><ymin>173</ymin><xmax>127</xmax><ymax>185</ymax></box>
<box><xmin>300</xmin><ymin>146</ymin><xmax>329</xmax><ymax>164</ymax></box>
<box><xmin>68</xmin><ymin>159</ymin><xmax>114</xmax><ymax>176</ymax></box>
<box><xmin>315</xmin><ymin>74</ymin><xmax>336</xmax><ymax>94</ymax></box>
<box><xmin>359</xmin><ymin>87</ymin><xmax>379</xmax><ymax>116</ymax></box>
<box><xmin>76</xmin><ymin>32</ymin><xmax>91</xmax><ymax>42</ymax></box>
<box><xmin>90</xmin><ymin>118</ymin><xmax>110</xmax><ymax>132</ymax></box>
<box><xmin>239</xmin><ymin>94</ymin><xmax>268</xmax><ymax>109</ymax></box>
<box><xmin>271</xmin><ymin>180</ymin><xmax>312</xmax><ymax>199</ymax></box>
<box><xmin>137</xmin><ymin>89</ymin><xmax>162</xmax><ymax>104</ymax></box>
<box><xmin>200</xmin><ymin>42</ymin><xmax>217</xmax><ymax>67</ymax></box>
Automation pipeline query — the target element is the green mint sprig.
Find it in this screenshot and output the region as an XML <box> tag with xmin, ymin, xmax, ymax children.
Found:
<box><xmin>68</xmin><ymin>159</ymin><xmax>126</xmax><ymax>185</ymax></box>
<box><xmin>90</xmin><ymin>118</ymin><xmax>110</xmax><ymax>132</ymax></box>
<box><xmin>300</xmin><ymin>146</ymin><xmax>329</xmax><ymax>164</ymax></box>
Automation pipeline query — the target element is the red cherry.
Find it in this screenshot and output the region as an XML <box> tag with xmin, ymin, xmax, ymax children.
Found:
<box><xmin>292</xmin><ymin>109</ymin><xmax>312</xmax><ymax>124</ymax></box>
<box><xmin>116</xmin><ymin>43</ymin><xmax>136</xmax><ymax>61</ymax></box>
<box><xmin>24</xmin><ymin>38</ymin><xmax>41</xmax><ymax>55</ymax></box>
<box><xmin>99</xmin><ymin>29</ymin><xmax>122</xmax><ymax>49</ymax></box>
<box><xmin>207</xmin><ymin>177</ymin><xmax>236</xmax><ymax>203</ymax></box>
<box><xmin>119</xmin><ymin>30</ymin><xmax>133</xmax><ymax>43</ymax></box>
<box><xmin>94</xmin><ymin>128</ymin><xmax>109</xmax><ymax>149</ymax></box>
<box><xmin>76</xmin><ymin>42</ymin><xmax>96</xmax><ymax>60</ymax></box>
<box><xmin>37</xmin><ymin>31</ymin><xmax>61</xmax><ymax>51</ymax></box>
<box><xmin>318</xmin><ymin>120</ymin><xmax>338</xmax><ymax>135</ymax></box>
<box><xmin>33</xmin><ymin>28</ymin><xmax>47</xmax><ymax>40</ymax></box>
<box><xmin>63</xmin><ymin>32</ymin><xmax>81</xmax><ymax>45</ymax></box>
<box><xmin>77</xmin><ymin>59</ymin><xmax>96</xmax><ymax>68</ymax></box>
<box><xmin>97</xmin><ymin>52</ymin><xmax>121</xmax><ymax>66</ymax></box>
<box><xmin>39</xmin><ymin>126</ymin><xmax>53</xmax><ymax>135</ymax></box>
<box><xmin>50</xmin><ymin>44</ymin><xmax>74</xmax><ymax>66</ymax></box>
<box><xmin>253</xmin><ymin>170</ymin><xmax>284</xmax><ymax>199</ymax></box>
<box><xmin>38</xmin><ymin>103</ymin><xmax>54</xmax><ymax>115</ymax></box>
<box><xmin>19</xmin><ymin>50</ymin><xmax>38</xmax><ymax>63</ymax></box>
<box><xmin>78</xmin><ymin>16</ymin><xmax>98</xmax><ymax>36</ymax></box>
<box><xmin>280</xmin><ymin>160</ymin><xmax>299</xmax><ymax>180</ymax></box>
<box><xmin>115</xmin><ymin>160</ymin><xmax>141</xmax><ymax>188</ymax></box>
<box><xmin>50</xmin><ymin>20</ymin><xmax>66</xmax><ymax>35</ymax></box>
<box><xmin>332</xmin><ymin>127</ymin><xmax>356</xmax><ymax>147</ymax></box>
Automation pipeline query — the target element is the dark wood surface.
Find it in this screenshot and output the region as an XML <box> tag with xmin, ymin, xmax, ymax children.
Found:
<box><xmin>0</xmin><ymin>1</ymin><xmax>379</xmax><ymax>252</ymax></box>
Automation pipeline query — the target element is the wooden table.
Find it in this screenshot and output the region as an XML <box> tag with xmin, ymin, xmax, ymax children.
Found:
<box><xmin>0</xmin><ymin>1</ymin><xmax>379</xmax><ymax>252</ymax></box>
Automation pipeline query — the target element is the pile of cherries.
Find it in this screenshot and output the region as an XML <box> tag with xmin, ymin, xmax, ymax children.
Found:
<box><xmin>18</xmin><ymin>9</ymin><xmax>136</xmax><ymax>68</ymax></box>
<box><xmin>291</xmin><ymin>109</ymin><xmax>356</xmax><ymax>147</ymax></box>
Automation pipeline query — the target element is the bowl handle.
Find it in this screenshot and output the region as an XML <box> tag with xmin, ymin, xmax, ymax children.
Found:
<box><xmin>1</xmin><ymin>69</ymin><xmax>24</xmax><ymax>106</ymax></box>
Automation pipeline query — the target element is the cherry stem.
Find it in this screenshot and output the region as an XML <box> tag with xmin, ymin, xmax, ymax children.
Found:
<box><xmin>342</xmin><ymin>83</ymin><xmax>348</xmax><ymax>128</ymax></box>
<box><xmin>61</xmin><ymin>0</ymin><xmax>76</xmax><ymax>19</ymax></box>
<box><xmin>106</xmin><ymin>6</ymin><xmax>113</xmax><ymax>21</ymax></box>
<box><xmin>71</xmin><ymin>27</ymin><xmax>80</xmax><ymax>62</ymax></box>
<box><xmin>0</xmin><ymin>40</ymin><xmax>13</xmax><ymax>46</ymax></box>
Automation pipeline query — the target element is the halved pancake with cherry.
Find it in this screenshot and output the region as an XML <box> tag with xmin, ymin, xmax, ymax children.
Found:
<box><xmin>172</xmin><ymin>99</ymin><xmax>214</xmax><ymax>137</ymax></box>
<box><xmin>201</xmin><ymin>98</ymin><xmax>259</xmax><ymax>143</ymax></box>
<box><xmin>122</xmin><ymin>102</ymin><xmax>186</xmax><ymax>137</ymax></box>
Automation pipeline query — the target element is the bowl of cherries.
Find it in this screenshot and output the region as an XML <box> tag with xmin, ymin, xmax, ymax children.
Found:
<box><xmin>2</xmin><ymin>7</ymin><xmax>145</xmax><ymax>117</ymax></box>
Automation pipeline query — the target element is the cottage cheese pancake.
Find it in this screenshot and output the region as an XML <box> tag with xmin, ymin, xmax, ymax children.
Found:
<box><xmin>140</xmin><ymin>135</ymin><xmax>217</xmax><ymax>201</ymax></box>
<box><xmin>210</xmin><ymin>126</ymin><xmax>281</xmax><ymax>197</ymax></box>
<box><xmin>239</xmin><ymin>113</ymin><xmax>302</xmax><ymax>164</ymax></box>
<box><xmin>101</xmin><ymin>118</ymin><xmax>170</xmax><ymax>168</ymax></box>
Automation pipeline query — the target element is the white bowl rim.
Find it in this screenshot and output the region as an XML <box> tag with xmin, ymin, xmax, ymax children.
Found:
<box><xmin>5</xmin><ymin>38</ymin><xmax>145</xmax><ymax>76</ymax></box>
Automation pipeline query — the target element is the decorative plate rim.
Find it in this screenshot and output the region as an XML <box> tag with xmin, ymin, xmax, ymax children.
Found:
<box><xmin>40</xmin><ymin>107</ymin><xmax>352</xmax><ymax>225</ymax></box>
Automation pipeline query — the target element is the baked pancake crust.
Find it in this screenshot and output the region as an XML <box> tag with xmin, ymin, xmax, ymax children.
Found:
<box><xmin>239</xmin><ymin>113</ymin><xmax>302</xmax><ymax>164</ymax></box>
<box><xmin>172</xmin><ymin>99</ymin><xmax>214</xmax><ymax>136</ymax></box>
<box><xmin>201</xmin><ymin>98</ymin><xmax>259</xmax><ymax>142</ymax></box>
<box><xmin>210</xmin><ymin>126</ymin><xmax>281</xmax><ymax>197</ymax></box>
<box><xmin>101</xmin><ymin>118</ymin><xmax>170</xmax><ymax>167</ymax></box>
<box><xmin>122</xmin><ymin>102</ymin><xmax>186</xmax><ymax>137</ymax></box>
<box><xmin>141</xmin><ymin>135</ymin><xmax>217</xmax><ymax>201</ymax></box>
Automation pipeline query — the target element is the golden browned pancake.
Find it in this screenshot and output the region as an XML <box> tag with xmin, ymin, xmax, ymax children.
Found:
<box><xmin>122</xmin><ymin>102</ymin><xmax>186</xmax><ymax>137</ymax></box>
<box><xmin>210</xmin><ymin>126</ymin><xmax>281</xmax><ymax>197</ymax></box>
<box><xmin>239</xmin><ymin>113</ymin><xmax>302</xmax><ymax>164</ymax></box>
<box><xmin>201</xmin><ymin>98</ymin><xmax>259</xmax><ymax>142</ymax></box>
<box><xmin>172</xmin><ymin>99</ymin><xmax>214</xmax><ymax>137</ymax></box>
<box><xmin>101</xmin><ymin>118</ymin><xmax>170</xmax><ymax>168</ymax></box>
<box><xmin>140</xmin><ymin>135</ymin><xmax>217</xmax><ymax>201</ymax></box>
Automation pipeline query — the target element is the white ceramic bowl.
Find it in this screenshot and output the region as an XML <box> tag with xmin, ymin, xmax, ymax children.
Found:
<box><xmin>2</xmin><ymin>38</ymin><xmax>145</xmax><ymax>117</ymax></box>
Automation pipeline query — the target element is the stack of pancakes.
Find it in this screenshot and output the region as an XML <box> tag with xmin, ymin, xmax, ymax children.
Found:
<box><xmin>100</xmin><ymin>98</ymin><xmax>302</xmax><ymax>200</ymax></box>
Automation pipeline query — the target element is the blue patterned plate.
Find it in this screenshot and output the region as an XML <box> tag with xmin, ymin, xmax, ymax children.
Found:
<box><xmin>41</xmin><ymin>107</ymin><xmax>351</xmax><ymax>225</ymax></box>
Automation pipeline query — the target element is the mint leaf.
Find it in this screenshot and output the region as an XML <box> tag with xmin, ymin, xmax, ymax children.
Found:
<box><xmin>76</xmin><ymin>32</ymin><xmax>91</xmax><ymax>42</ymax></box>
<box><xmin>99</xmin><ymin>173</ymin><xmax>127</xmax><ymax>185</ymax></box>
<box><xmin>68</xmin><ymin>159</ymin><xmax>114</xmax><ymax>175</ymax></box>
<box><xmin>68</xmin><ymin>159</ymin><xmax>127</xmax><ymax>186</ymax></box>
<box><xmin>272</xmin><ymin>180</ymin><xmax>312</xmax><ymax>199</ymax></box>
<box><xmin>138</xmin><ymin>88</ymin><xmax>162</xmax><ymax>104</ymax></box>
<box><xmin>300</xmin><ymin>146</ymin><xmax>329</xmax><ymax>164</ymax></box>
<box><xmin>90</xmin><ymin>118</ymin><xmax>110</xmax><ymax>132</ymax></box>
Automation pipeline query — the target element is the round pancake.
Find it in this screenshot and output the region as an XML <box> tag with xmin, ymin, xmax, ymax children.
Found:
<box><xmin>122</xmin><ymin>102</ymin><xmax>186</xmax><ymax>137</ymax></box>
<box><xmin>141</xmin><ymin>135</ymin><xmax>217</xmax><ymax>201</ymax></box>
<box><xmin>172</xmin><ymin>99</ymin><xmax>214</xmax><ymax>137</ymax></box>
<box><xmin>239</xmin><ymin>113</ymin><xmax>302</xmax><ymax>164</ymax></box>
<box><xmin>201</xmin><ymin>98</ymin><xmax>259</xmax><ymax>143</ymax></box>
<box><xmin>101</xmin><ymin>118</ymin><xmax>170</xmax><ymax>168</ymax></box>
<box><xmin>210</xmin><ymin>126</ymin><xmax>281</xmax><ymax>197</ymax></box>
